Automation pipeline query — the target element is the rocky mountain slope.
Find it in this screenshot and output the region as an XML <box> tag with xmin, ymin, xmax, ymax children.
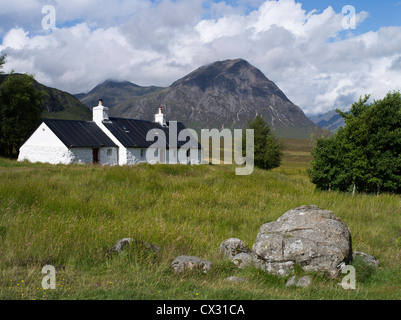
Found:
<box><xmin>109</xmin><ymin>59</ymin><xmax>320</xmax><ymax>138</ymax></box>
<box><xmin>75</xmin><ymin>80</ymin><xmax>162</xmax><ymax>110</ymax></box>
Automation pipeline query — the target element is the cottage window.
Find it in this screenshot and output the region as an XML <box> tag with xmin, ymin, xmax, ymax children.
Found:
<box><xmin>140</xmin><ymin>149</ymin><xmax>145</xmax><ymax>158</ymax></box>
<box><xmin>107</xmin><ymin>149</ymin><xmax>113</xmax><ymax>156</ymax></box>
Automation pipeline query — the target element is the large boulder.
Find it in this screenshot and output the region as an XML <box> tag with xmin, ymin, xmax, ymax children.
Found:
<box><xmin>252</xmin><ymin>205</ymin><xmax>353</xmax><ymax>278</ymax></box>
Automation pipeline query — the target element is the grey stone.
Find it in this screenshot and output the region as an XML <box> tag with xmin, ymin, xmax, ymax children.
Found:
<box><xmin>286</xmin><ymin>276</ymin><xmax>312</xmax><ymax>288</ymax></box>
<box><xmin>110</xmin><ymin>238</ymin><xmax>160</xmax><ymax>254</ymax></box>
<box><xmin>140</xmin><ymin>241</ymin><xmax>161</xmax><ymax>254</ymax></box>
<box><xmin>171</xmin><ymin>255</ymin><xmax>212</xmax><ymax>274</ymax></box>
<box><xmin>225</xmin><ymin>276</ymin><xmax>249</xmax><ymax>283</ymax></box>
<box><xmin>218</xmin><ymin>238</ymin><xmax>251</xmax><ymax>260</ymax></box>
<box><xmin>297</xmin><ymin>276</ymin><xmax>313</xmax><ymax>287</ymax></box>
<box><xmin>252</xmin><ymin>205</ymin><xmax>353</xmax><ymax>278</ymax></box>
<box><xmin>110</xmin><ymin>238</ymin><xmax>133</xmax><ymax>253</ymax></box>
<box><xmin>285</xmin><ymin>276</ymin><xmax>297</xmax><ymax>287</ymax></box>
<box><xmin>232</xmin><ymin>253</ymin><xmax>254</xmax><ymax>269</ymax></box>
<box><xmin>353</xmin><ymin>251</ymin><xmax>380</xmax><ymax>269</ymax></box>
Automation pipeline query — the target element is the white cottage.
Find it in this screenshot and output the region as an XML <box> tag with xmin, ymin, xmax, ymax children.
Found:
<box><xmin>18</xmin><ymin>101</ymin><xmax>202</xmax><ymax>165</ymax></box>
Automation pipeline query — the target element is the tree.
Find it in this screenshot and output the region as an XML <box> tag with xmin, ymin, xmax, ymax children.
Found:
<box><xmin>244</xmin><ymin>115</ymin><xmax>282</xmax><ymax>170</ymax></box>
<box><xmin>0</xmin><ymin>72</ymin><xmax>45</xmax><ymax>158</ymax></box>
<box><xmin>308</xmin><ymin>127</ymin><xmax>358</xmax><ymax>193</ymax></box>
<box><xmin>308</xmin><ymin>91</ymin><xmax>401</xmax><ymax>194</ymax></box>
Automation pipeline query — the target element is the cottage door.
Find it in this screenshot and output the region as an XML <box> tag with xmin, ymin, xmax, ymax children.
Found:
<box><xmin>92</xmin><ymin>148</ymin><xmax>99</xmax><ymax>164</ymax></box>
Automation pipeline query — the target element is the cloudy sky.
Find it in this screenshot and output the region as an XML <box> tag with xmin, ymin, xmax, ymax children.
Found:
<box><xmin>0</xmin><ymin>0</ymin><xmax>400</xmax><ymax>115</ymax></box>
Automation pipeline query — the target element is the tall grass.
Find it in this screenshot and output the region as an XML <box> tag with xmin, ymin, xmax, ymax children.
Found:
<box><xmin>1</xmin><ymin>142</ymin><xmax>401</xmax><ymax>300</ymax></box>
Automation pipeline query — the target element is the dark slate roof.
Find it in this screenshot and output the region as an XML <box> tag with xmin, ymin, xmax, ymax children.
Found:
<box><xmin>44</xmin><ymin>119</ymin><xmax>117</xmax><ymax>148</ymax></box>
<box><xmin>103</xmin><ymin>118</ymin><xmax>201</xmax><ymax>149</ymax></box>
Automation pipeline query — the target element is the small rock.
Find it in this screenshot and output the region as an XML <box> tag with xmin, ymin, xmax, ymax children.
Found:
<box><xmin>218</xmin><ymin>238</ymin><xmax>251</xmax><ymax>260</ymax></box>
<box><xmin>110</xmin><ymin>238</ymin><xmax>160</xmax><ymax>254</ymax></box>
<box><xmin>141</xmin><ymin>241</ymin><xmax>161</xmax><ymax>254</ymax></box>
<box><xmin>110</xmin><ymin>238</ymin><xmax>133</xmax><ymax>253</ymax></box>
<box><xmin>226</xmin><ymin>276</ymin><xmax>248</xmax><ymax>283</ymax></box>
<box><xmin>286</xmin><ymin>276</ymin><xmax>312</xmax><ymax>288</ymax></box>
<box><xmin>285</xmin><ymin>276</ymin><xmax>297</xmax><ymax>287</ymax></box>
<box><xmin>353</xmin><ymin>251</ymin><xmax>380</xmax><ymax>269</ymax></box>
<box><xmin>232</xmin><ymin>253</ymin><xmax>254</xmax><ymax>269</ymax></box>
<box><xmin>171</xmin><ymin>255</ymin><xmax>212</xmax><ymax>274</ymax></box>
<box><xmin>297</xmin><ymin>276</ymin><xmax>313</xmax><ymax>287</ymax></box>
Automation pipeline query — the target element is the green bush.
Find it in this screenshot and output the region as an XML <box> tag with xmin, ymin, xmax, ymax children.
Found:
<box><xmin>308</xmin><ymin>91</ymin><xmax>401</xmax><ymax>194</ymax></box>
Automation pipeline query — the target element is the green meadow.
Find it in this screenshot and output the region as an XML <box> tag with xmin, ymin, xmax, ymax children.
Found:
<box><xmin>1</xmin><ymin>138</ymin><xmax>401</xmax><ymax>300</ymax></box>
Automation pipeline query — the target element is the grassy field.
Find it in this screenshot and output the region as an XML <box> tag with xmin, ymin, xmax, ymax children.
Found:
<box><xmin>1</xmin><ymin>138</ymin><xmax>401</xmax><ymax>300</ymax></box>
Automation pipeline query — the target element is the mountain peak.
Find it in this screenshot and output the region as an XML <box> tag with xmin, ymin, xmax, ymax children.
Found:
<box><xmin>171</xmin><ymin>58</ymin><xmax>289</xmax><ymax>103</ymax></box>
<box><xmin>198</xmin><ymin>58</ymin><xmax>249</xmax><ymax>71</ymax></box>
<box><xmin>172</xmin><ymin>58</ymin><xmax>261</xmax><ymax>91</ymax></box>
<box><xmin>109</xmin><ymin>59</ymin><xmax>319</xmax><ymax>138</ymax></box>
<box><xmin>95</xmin><ymin>79</ymin><xmax>140</xmax><ymax>90</ymax></box>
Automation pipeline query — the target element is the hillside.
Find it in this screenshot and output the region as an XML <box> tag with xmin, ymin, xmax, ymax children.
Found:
<box><xmin>109</xmin><ymin>59</ymin><xmax>321</xmax><ymax>138</ymax></box>
<box><xmin>75</xmin><ymin>80</ymin><xmax>163</xmax><ymax>110</ymax></box>
<box><xmin>308</xmin><ymin>109</ymin><xmax>345</xmax><ymax>132</ymax></box>
<box><xmin>0</xmin><ymin>74</ymin><xmax>91</xmax><ymax>121</ymax></box>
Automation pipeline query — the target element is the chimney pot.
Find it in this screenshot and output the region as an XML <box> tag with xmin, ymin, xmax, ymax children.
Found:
<box><xmin>93</xmin><ymin>100</ymin><xmax>110</xmax><ymax>123</ymax></box>
<box><xmin>155</xmin><ymin>106</ymin><xmax>166</xmax><ymax>126</ymax></box>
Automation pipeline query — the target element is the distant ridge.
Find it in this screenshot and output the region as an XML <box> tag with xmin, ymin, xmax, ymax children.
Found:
<box><xmin>75</xmin><ymin>79</ymin><xmax>163</xmax><ymax>110</ymax></box>
<box><xmin>308</xmin><ymin>109</ymin><xmax>345</xmax><ymax>132</ymax></box>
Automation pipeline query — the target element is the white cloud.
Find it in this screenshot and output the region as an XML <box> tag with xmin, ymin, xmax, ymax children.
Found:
<box><xmin>1</xmin><ymin>0</ymin><xmax>400</xmax><ymax>114</ymax></box>
<box><xmin>2</xmin><ymin>28</ymin><xmax>30</xmax><ymax>50</ymax></box>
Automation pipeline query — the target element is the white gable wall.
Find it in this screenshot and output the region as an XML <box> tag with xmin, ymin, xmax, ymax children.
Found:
<box><xmin>18</xmin><ymin>123</ymin><xmax>74</xmax><ymax>164</ymax></box>
<box><xmin>21</xmin><ymin>122</ymin><xmax>65</xmax><ymax>147</ymax></box>
<box><xmin>18</xmin><ymin>122</ymin><xmax>119</xmax><ymax>165</ymax></box>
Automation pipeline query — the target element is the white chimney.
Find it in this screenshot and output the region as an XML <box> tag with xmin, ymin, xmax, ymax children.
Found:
<box><xmin>93</xmin><ymin>99</ymin><xmax>110</xmax><ymax>123</ymax></box>
<box><xmin>154</xmin><ymin>106</ymin><xmax>166</xmax><ymax>126</ymax></box>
